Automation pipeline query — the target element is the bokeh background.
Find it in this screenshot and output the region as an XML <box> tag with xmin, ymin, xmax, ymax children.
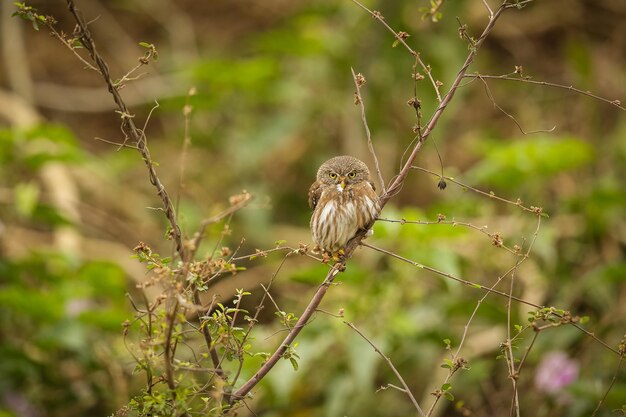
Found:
<box><xmin>1</xmin><ymin>0</ymin><xmax>625</xmax><ymax>416</ymax></box>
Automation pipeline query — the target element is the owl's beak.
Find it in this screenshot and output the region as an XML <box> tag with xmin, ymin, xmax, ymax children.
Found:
<box><xmin>339</xmin><ymin>178</ymin><xmax>346</xmax><ymax>190</ymax></box>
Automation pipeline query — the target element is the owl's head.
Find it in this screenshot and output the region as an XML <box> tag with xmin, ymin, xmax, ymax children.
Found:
<box><xmin>316</xmin><ymin>155</ymin><xmax>372</xmax><ymax>190</ymax></box>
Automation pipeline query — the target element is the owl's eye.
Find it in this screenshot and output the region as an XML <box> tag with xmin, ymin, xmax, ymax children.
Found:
<box><xmin>348</xmin><ymin>171</ymin><xmax>356</xmax><ymax>179</ymax></box>
<box><xmin>329</xmin><ymin>172</ymin><xmax>337</xmax><ymax>179</ymax></box>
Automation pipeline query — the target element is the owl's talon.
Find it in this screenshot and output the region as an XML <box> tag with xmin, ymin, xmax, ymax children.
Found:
<box><xmin>321</xmin><ymin>251</ymin><xmax>331</xmax><ymax>263</ymax></box>
<box><xmin>332</xmin><ymin>249</ymin><xmax>346</xmax><ymax>262</ymax></box>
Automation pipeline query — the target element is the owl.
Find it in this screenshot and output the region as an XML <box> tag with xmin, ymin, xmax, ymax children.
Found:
<box><xmin>308</xmin><ymin>155</ymin><xmax>380</xmax><ymax>254</ymax></box>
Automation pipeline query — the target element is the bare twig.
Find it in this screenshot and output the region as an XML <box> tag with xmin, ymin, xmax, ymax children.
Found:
<box><xmin>590</xmin><ymin>355</ymin><xmax>624</xmax><ymax>417</ymax></box>
<box><xmin>463</xmin><ymin>73</ymin><xmax>626</xmax><ymax>112</ymax></box>
<box><xmin>351</xmin><ymin>68</ymin><xmax>386</xmax><ymax>194</ymax></box>
<box><xmin>381</xmin><ymin>2</ymin><xmax>507</xmax><ymax>204</ymax></box>
<box><xmin>176</xmin><ymin>87</ymin><xmax>195</xmax><ymax>218</ymax></box>
<box><xmin>193</xmin><ymin>292</ymin><xmax>224</xmax><ymax>378</ymax></box>
<box><xmin>482</xmin><ymin>0</ymin><xmax>494</xmax><ymax>18</ymax></box>
<box><xmin>411</xmin><ymin>166</ymin><xmax>542</xmax><ymax>214</ymax></box>
<box><xmin>377</xmin><ymin>217</ymin><xmax>518</xmax><ymax>255</ymax></box>
<box><xmin>362</xmin><ymin>241</ymin><xmax>540</xmax><ymax>308</ymax></box>
<box><xmin>505</xmin><ymin>252</ymin><xmax>524</xmax><ymax>417</ymax></box>
<box><xmin>475</xmin><ymin>74</ymin><xmax>556</xmax><ymax>134</ymax></box>
<box><xmin>163</xmin><ymin>298</ymin><xmax>179</xmax><ymax>391</ymax></box>
<box><xmin>346</xmin><ymin>322</ymin><xmax>426</xmax><ymax>416</ymax></box>
<box><xmin>350</xmin><ymin>0</ymin><xmax>443</xmax><ymax>102</ymax></box>
<box><xmin>188</xmin><ymin>191</ymin><xmax>253</xmax><ymax>261</ymax></box>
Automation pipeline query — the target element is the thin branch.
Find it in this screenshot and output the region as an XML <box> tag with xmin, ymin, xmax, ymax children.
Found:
<box><xmin>351</xmin><ymin>68</ymin><xmax>386</xmax><ymax>194</ymax></box>
<box><xmin>362</xmin><ymin>241</ymin><xmax>540</xmax><ymax>308</ymax></box>
<box><xmin>505</xmin><ymin>253</ymin><xmax>524</xmax><ymax>417</ymax></box>
<box><xmin>65</xmin><ymin>0</ymin><xmax>186</xmax><ymax>259</ymax></box>
<box><xmin>590</xmin><ymin>355</ymin><xmax>624</xmax><ymax>417</ymax></box>
<box><xmin>463</xmin><ymin>73</ymin><xmax>626</xmax><ymax>112</ymax></box>
<box><xmin>188</xmin><ymin>191</ymin><xmax>252</xmax><ymax>260</ymax></box>
<box><xmin>482</xmin><ymin>0</ymin><xmax>494</xmax><ymax>18</ymax></box>
<box><xmin>193</xmin><ymin>292</ymin><xmax>225</xmax><ymax>378</ymax></box>
<box><xmin>411</xmin><ymin>166</ymin><xmax>542</xmax><ymax>214</ymax></box>
<box><xmin>476</xmin><ymin>74</ymin><xmax>556</xmax><ymax>134</ymax></box>
<box><xmin>229</xmin><ymin>252</ymin><xmax>293</xmax><ymax>391</ymax></box>
<box><xmin>377</xmin><ymin>217</ymin><xmax>518</xmax><ymax>255</ymax></box>
<box><xmin>176</xmin><ymin>87</ymin><xmax>195</xmax><ymax>220</ymax></box>
<box><xmin>346</xmin><ymin>322</ymin><xmax>426</xmax><ymax>417</ymax></box>
<box><xmin>381</xmin><ymin>2</ymin><xmax>507</xmax><ymax>204</ymax></box>
<box><xmin>350</xmin><ymin>0</ymin><xmax>442</xmax><ymax>102</ymax></box>
<box><xmin>363</xmin><ymin>241</ymin><xmax>621</xmax><ymax>356</ymax></box>
<box><xmin>230</xmin><ymin>264</ymin><xmax>342</xmax><ymax>401</ymax></box>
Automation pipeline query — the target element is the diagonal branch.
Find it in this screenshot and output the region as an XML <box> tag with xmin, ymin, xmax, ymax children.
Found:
<box><xmin>229</xmin><ymin>2</ymin><xmax>510</xmax><ymax>407</ymax></box>
<box><xmin>65</xmin><ymin>0</ymin><xmax>185</xmax><ymax>260</ymax></box>
<box><xmin>381</xmin><ymin>2</ymin><xmax>507</xmax><ymax>205</ymax></box>
<box><xmin>229</xmin><ymin>264</ymin><xmax>343</xmax><ymax>401</ymax></box>
<box><xmin>346</xmin><ymin>322</ymin><xmax>426</xmax><ymax>416</ymax></box>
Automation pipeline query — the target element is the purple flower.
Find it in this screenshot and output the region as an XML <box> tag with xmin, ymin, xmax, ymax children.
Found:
<box><xmin>535</xmin><ymin>351</ymin><xmax>579</xmax><ymax>394</ymax></box>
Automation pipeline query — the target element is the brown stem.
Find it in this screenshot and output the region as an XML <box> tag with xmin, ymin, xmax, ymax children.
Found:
<box><xmin>229</xmin><ymin>1</ymin><xmax>509</xmax><ymax>407</ymax></box>
<box><xmin>193</xmin><ymin>290</ymin><xmax>225</xmax><ymax>378</ymax></box>
<box><xmin>230</xmin><ymin>265</ymin><xmax>342</xmax><ymax>401</ymax></box>
<box><xmin>163</xmin><ymin>299</ymin><xmax>179</xmax><ymax>391</ymax></box>
<box><xmin>381</xmin><ymin>3</ymin><xmax>506</xmax><ymax>206</ymax></box>
<box><xmin>65</xmin><ymin>0</ymin><xmax>185</xmax><ymax>260</ymax></box>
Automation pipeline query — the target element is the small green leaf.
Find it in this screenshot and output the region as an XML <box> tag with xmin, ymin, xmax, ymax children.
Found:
<box><xmin>444</xmin><ymin>391</ymin><xmax>454</xmax><ymax>401</ymax></box>
<box><xmin>441</xmin><ymin>358</ymin><xmax>454</xmax><ymax>369</ymax></box>
<box><xmin>15</xmin><ymin>182</ymin><xmax>40</xmax><ymax>217</ymax></box>
<box><xmin>289</xmin><ymin>357</ymin><xmax>299</xmax><ymax>371</ymax></box>
<box><xmin>442</xmin><ymin>383</ymin><xmax>451</xmax><ymax>391</ymax></box>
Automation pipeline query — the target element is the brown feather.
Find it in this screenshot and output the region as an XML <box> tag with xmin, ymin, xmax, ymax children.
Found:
<box><xmin>308</xmin><ymin>156</ymin><xmax>380</xmax><ymax>252</ymax></box>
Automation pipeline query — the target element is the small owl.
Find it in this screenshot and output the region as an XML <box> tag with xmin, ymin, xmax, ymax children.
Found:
<box><xmin>309</xmin><ymin>155</ymin><xmax>380</xmax><ymax>254</ymax></box>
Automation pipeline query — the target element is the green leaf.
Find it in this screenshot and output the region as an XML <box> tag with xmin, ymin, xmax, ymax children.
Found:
<box><xmin>14</xmin><ymin>182</ymin><xmax>40</xmax><ymax>217</ymax></box>
<box><xmin>441</xmin><ymin>358</ymin><xmax>454</xmax><ymax>369</ymax></box>
<box><xmin>289</xmin><ymin>357</ymin><xmax>299</xmax><ymax>371</ymax></box>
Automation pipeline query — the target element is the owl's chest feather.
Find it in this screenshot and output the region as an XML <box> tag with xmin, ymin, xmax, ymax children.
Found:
<box><xmin>311</xmin><ymin>183</ymin><xmax>379</xmax><ymax>250</ymax></box>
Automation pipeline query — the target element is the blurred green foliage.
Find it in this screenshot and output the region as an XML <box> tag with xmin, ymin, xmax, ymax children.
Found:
<box><xmin>1</xmin><ymin>1</ymin><xmax>625</xmax><ymax>416</ymax></box>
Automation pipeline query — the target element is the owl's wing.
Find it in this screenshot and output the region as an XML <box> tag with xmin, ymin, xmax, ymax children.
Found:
<box><xmin>308</xmin><ymin>180</ymin><xmax>323</xmax><ymax>210</ymax></box>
